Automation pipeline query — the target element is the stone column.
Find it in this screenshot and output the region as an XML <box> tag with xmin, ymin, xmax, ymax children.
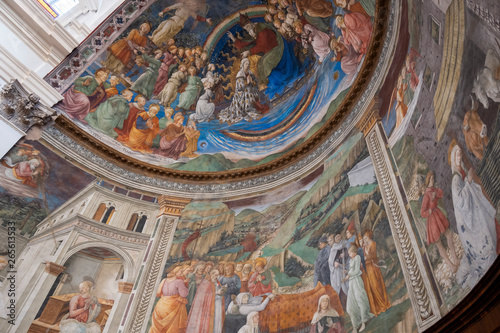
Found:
<box><xmin>102</xmin><ymin>282</ymin><xmax>134</xmax><ymax>333</ymax></box>
<box><xmin>6</xmin><ymin>261</ymin><xmax>65</xmax><ymax>333</ymax></box>
<box><xmin>357</xmin><ymin>99</ymin><xmax>442</xmax><ymax>332</ymax></box>
<box><xmin>120</xmin><ymin>196</ymin><xmax>191</xmax><ymax>333</ymax></box>
<box><xmin>0</xmin><ymin>80</ymin><xmax>56</xmax><ymax>157</ymax></box>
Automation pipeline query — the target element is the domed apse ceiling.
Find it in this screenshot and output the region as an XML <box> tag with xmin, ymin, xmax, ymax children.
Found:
<box><xmin>44</xmin><ymin>0</ymin><xmax>390</xmax><ymax>181</ymax></box>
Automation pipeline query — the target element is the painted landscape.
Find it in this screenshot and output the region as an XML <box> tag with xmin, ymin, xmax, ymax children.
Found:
<box><xmin>150</xmin><ymin>131</ymin><xmax>416</xmax><ymax>333</ymax></box>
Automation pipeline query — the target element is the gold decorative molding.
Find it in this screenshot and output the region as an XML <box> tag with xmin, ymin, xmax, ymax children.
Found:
<box><xmin>126</xmin><ymin>217</ymin><xmax>177</xmax><ymax>332</ymax></box>
<box><xmin>356</xmin><ymin>96</ymin><xmax>380</xmax><ymax>136</ymax></box>
<box><xmin>118</xmin><ymin>282</ymin><xmax>134</xmax><ymax>294</ymax></box>
<box><xmin>433</xmin><ymin>0</ymin><xmax>465</xmax><ymax>142</ymax></box>
<box><xmin>157</xmin><ymin>196</ymin><xmax>191</xmax><ymax>217</ymax></box>
<box><xmin>44</xmin><ymin>261</ymin><xmax>66</xmax><ymax>276</ymax></box>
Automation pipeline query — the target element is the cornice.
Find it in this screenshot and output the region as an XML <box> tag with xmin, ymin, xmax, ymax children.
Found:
<box><xmin>44</xmin><ymin>261</ymin><xmax>66</xmax><ymax>276</ymax></box>
<box><xmin>157</xmin><ymin>195</ymin><xmax>191</xmax><ymax>217</ymax></box>
<box><xmin>31</xmin><ymin>214</ymin><xmax>151</xmax><ymax>246</ymax></box>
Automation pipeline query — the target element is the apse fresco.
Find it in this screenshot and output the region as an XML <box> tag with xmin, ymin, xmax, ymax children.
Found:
<box><xmin>0</xmin><ymin>141</ymin><xmax>95</xmax><ymax>236</ymax></box>
<box><xmin>54</xmin><ymin>0</ymin><xmax>375</xmax><ymax>171</ymax></box>
<box><xmin>381</xmin><ymin>0</ymin><xmax>500</xmax><ymax>309</ymax></box>
<box><xmin>148</xmin><ymin>131</ymin><xmax>416</xmax><ymax>333</ymax></box>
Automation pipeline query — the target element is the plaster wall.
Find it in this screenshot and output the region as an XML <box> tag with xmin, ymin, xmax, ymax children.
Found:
<box><xmin>57</xmin><ymin>252</ymin><xmax>102</xmax><ymax>295</ymax></box>
<box><xmin>92</xmin><ymin>261</ymin><xmax>123</xmax><ymax>300</ymax></box>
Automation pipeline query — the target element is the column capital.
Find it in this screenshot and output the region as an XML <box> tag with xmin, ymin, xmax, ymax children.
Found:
<box><xmin>118</xmin><ymin>282</ymin><xmax>134</xmax><ymax>294</ymax></box>
<box><xmin>356</xmin><ymin>96</ymin><xmax>380</xmax><ymax>136</ymax></box>
<box><xmin>0</xmin><ymin>80</ymin><xmax>55</xmax><ymax>133</ymax></box>
<box><xmin>44</xmin><ymin>261</ymin><xmax>66</xmax><ymax>276</ymax></box>
<box><xmin>157</xmin><ymin>195</ymin><xmax>191</xmax><ymax>217</ymax></box>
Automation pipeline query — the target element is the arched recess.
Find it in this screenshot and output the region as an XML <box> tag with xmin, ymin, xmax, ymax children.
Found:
<box><xmin>126</xmin><ymin>213</ymin><xmax>138</xmax><ymax>231</ymax></box>
<box><xmin>93</xmin><ymin>203</ymin><xmax>106</xmax><ymax>221</ymax></box>
<box><xmin>60</xmin><ymin>241</ymin><xmax>135</xmax><ymax>283</ymax></box>
<box><xmin>93</xmin><ymin>202</ymin><xmax>117</xmax><ymax>224</ymax></box>
<box><xmin>126</xmin><ymin>211</ymin><xmax>149</xmax><ymax>232</ymax></box>
<box><xmin>102</xmin><ymin>206</ymin><xmax>116</xmax><ymax>224</ymax></box>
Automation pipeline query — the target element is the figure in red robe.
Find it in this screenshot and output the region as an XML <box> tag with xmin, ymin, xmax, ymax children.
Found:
<box><xmin>153</xmin><ymin>46</ymin><xmax>179</xmax><ymax>96</ymax></box>
<box><xmin>420</xmin><ymin>171</ymin><xmax>460</xmax><ymax>271</ymax></box>
<box><xmin>248</xmin><ymin>258</ymin><xmax>273</xmax><ymax>296</ymax></box>
<box><xmin>241</xmin><ymin>230</ymin><xmax>258</xmax><ymax>252</ymax></box>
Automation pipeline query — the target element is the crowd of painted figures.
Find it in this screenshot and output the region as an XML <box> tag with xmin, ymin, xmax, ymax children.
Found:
<box><xmin>149</xmin><ymin>225</ymin><xmax>388</xmax><ymax>333</ymax></box>
<box><xmin>420</xmin><ymin>141</ymin><xmax>500</xmax><ymax>289</ymax></box>
<box><xmin>58</xmin><ymin>0</ymin><xmax>374</xmax><ymax>158</ymax></box>
<box><xmin>150</xmin><ymin>257</ymin><xmax>280</xmax><ymax>333</ymax></box>
<box><xmin>313</xmin><ymin>226</ymin><xmax>390</xmax><ymax>333</ymax></box>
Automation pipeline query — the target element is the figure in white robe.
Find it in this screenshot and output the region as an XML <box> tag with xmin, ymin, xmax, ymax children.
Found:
<box><xmin>328</xmin><ymin>235</ymin><xmax>349</xmax><ymax>311</ymax></box>
<box><xmin>345</xmin><ymin>246</ymin><xmax>374</xmax><ymax>333</ymax></box>
<box><xmin>226</xmin><ymin>292</ymin><xmax>274</xmax><ymax>316</ymax></box>
<box><xmin>158</xmin><ymin>66</ymin><xmax>187</xmax><ymax>107</ymax></box>
<box><xmin>151</xmin><ymin>3</ymin><xmax>211</xmax><ymax>47</ymax></box>
<box><xmin>450</xmin><ymin>145</ymin><xmax>498</xmax><ymax>288</ymax></box>
<box><xmin>237</xmin><ymin>311</ymin><xmax>261</xmax><ymax>333</ymax></box>
<box><xmin>214</xmin><ymin>282</ymin><xmax>224</xmax><ymax>333</ymax></box>
<box><xmin>192</xmin><ymin>77</ymin><xmax>215</xmax><ymax>122</ymax></box>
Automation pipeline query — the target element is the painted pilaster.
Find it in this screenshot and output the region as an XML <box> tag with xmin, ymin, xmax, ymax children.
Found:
<box><xmin>357</xmin><ymin>99</ymin><xmax>442</xmax><ymax>331</ymax></box>
<box><xmin>120</xmin><ymin>195</ymin><xmax>191</xmax><ymax>333</ymax></box>
<box><xmin>102</xmin><ymin>282</ymin><xmax>133</xmax><ymax>333</ymax></box>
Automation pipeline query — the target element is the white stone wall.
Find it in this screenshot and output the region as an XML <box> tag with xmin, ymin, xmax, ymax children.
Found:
<box><xmin>36</xmin><ymin>182</ymin><xmax>159</xmax><ymax>236</ymax></box>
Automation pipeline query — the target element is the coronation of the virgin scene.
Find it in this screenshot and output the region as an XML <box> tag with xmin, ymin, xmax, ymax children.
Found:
<box><xmin>0</xmin><ymin>0</ymin><xmax>499</xmax><ymax>332</ymax></box>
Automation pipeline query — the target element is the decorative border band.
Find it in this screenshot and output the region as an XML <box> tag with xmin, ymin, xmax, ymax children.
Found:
<box><xmin>123</xmin><ymin>217</ymin><xmax>177</xmax><ymax>332</ymax></box>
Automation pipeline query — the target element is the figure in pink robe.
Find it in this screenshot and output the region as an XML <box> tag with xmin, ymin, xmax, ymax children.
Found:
<box><xmin>153</xmin><ymin>48</ymin><xmax>179</xmax><ymax>96</ymax></box>
<box><xmin>336</xmin><ymin>13</ymin><xmax>373</xmax><ymax>55</ymax></box>
<box><xmin>186</xmin><ymin>269</ymin><xmax>225</xmax><ymax>333</ymax></box>
<box><xmin>302</xmin><ymin>24</ymin><xmax>331</xmax><ymax>62</ymax></box>
<box><xmin>329</xmin><ymin>36</ymin><xmax>363</xmax><ymax>83</ymax></box>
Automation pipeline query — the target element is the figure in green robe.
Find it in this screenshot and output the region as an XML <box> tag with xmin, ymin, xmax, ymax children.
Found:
<box><xmin>153</xmin><ymin>107</ymin><xmax>174</xmax><ymax>148</ymax></box>
<box><xmin>130</xmin><ymin>50</ymin><xmax>163</xmax><ymax>100</ymax></box>
<box><xmin>85</xmin><ymin>90</ymin><xmax>134</xmax><ymax>139</ymax></box>
<box><xmin>345</xmin><ymin>245</ymin><xmax>374</xmax><ymax>332</ymax></box>
<box><xmin>177</xmin><ymin>66</ymin><xmax>203</xmax><ymax>110</ymax></box>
